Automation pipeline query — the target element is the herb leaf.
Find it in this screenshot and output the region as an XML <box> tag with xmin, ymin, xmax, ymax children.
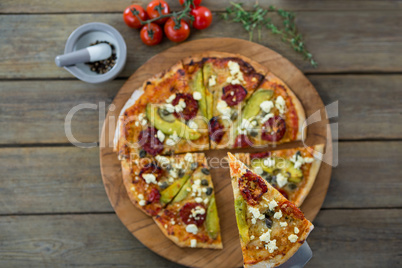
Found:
<box><xmin>222</xmin><ymin>3</ymin><xmax>317</xmax><ymax>67</ymax></box>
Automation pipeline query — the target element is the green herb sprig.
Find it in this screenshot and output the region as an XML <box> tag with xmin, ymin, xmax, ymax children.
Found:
<box><xmin>222</xmin><ymin>2</ymin><xmax>317</xmax><ymax>67</ymax></box>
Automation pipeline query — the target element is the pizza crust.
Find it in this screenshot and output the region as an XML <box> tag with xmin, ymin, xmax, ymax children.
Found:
<box><xmin>293</xmin><ymin>144</ymin><xmax>324</xmax><ymax>207</ymax></box>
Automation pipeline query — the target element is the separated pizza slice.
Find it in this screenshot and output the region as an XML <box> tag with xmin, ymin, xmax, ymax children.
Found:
<box><xmin>122</xmin><ymin>153</ymin><xmax>205</xmax><ymax>216</ymax></box>
<box><xmin>114</xmin><ymin>61</ymin><xmax>209</xmax><ymax>160</ymax></box>
<box><xmin>228</xmin><ymin>153</ymin><xmax>314</xmax><ymax>267</ymax></box>
<box><xmin>201</xmin><ymin>52</ymin><xmax>268</xmax><ymax>149</ymax></box>
<box><xmin>236</xmin><ymin>145</ymin><xmax>324</xmax><ymax>207</ymax></box>
<box><xmin>233</xmin><ymin>73</ymin><xmax>306</xmax><ymax>149</ymax></box>
<box><xmin>153</xmin><ymin>155</ymin><xmax>222</xmax><ymax>249</ymax></box>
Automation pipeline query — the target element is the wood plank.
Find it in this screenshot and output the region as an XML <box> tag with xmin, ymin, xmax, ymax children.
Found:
<box><xmin>0</xmin><ymin>11</ymin><xmax>401</xmax><ymax>79</ymax></box>
<box><xmin>309</xmin><ymin>75</ymin><xmax>402</xmax><ymax>140</ymax></box>
<box><xmin>1</xmin><ymin>0</ymin><xmax>401</xmax><ymax>13</ymax></box>
<box><xmin>1</xmin><ymin>75</ymin><xmax>400</xmax><ymax>145</ymax></box>
<box><xmin>0</xmin><ymin>210</ymin><xmax>400</xmax><ymax>267</ymax></box>
<box><xmin>0</xmin><ymin>142</ymin><xmax>400</xmax><ymax>215</ymax></box>
<box><xmin>0</xmin><ymin>147</ymin><xmax>113</xmax><ymax>214</ymax></box>
<box><xmin>0</xmin><ymin>80</ymin><xmax>123</xmax><ymax>144</ymax></box>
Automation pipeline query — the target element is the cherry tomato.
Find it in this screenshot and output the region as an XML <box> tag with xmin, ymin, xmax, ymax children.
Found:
<box><xmin>123</xmin><ymin>5</ymin><xmax>147</xmax><ymax>29</ymax></box>
<box><xmin>164</xmin><ymin>18</ymin><xmax>190</xmax><ymax>42</ymax></box>
<box><xmin>146</xmin><ymin>0</ymin><xmax>170</xmax><ymax>25</ymax></box>
<box><xmin>179</xmin><ymin>0</ymin><xmax>202</xmax><ymax>7</ymax></box>
<box><xmin>140</xmin><ymin>23</ymin><xmax>163</xmax><ymax>46</ymax></box>
<box><xmin>190</xmin><ymin>6</ymin><xmax>212</xmax><ymax>30</ymax></box>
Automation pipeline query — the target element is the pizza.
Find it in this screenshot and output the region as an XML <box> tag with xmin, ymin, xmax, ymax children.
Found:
<box><xmin>235</xmin><ymin>144</ymin><xmax>324</xmax><ymax>207</ymax></box>
<box><xmin>113</xmin><ymin>52</ymin><xmax>321</xmax><ymax>255</ymax></box>
<box><xmin>153</xmin><ymin>156</ymin><xmax>222</xmax><ymax>249</ymax></box>
<box><xmin>228</xmin><ymin>153</ymin><xmax>314</xmax><ymax>267</ymax></box>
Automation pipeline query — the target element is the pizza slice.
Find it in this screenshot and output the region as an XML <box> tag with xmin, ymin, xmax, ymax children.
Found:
<box><xmin>114</xmin><ymin>61</ymin><xmax>209</xmax><ymax>160</ymax></box>
<box><xmin>201</xmin><ymin>52</ymin><xmax>267</xmax><ymax>149</ymax></box>
<box><xmin>228</xmin><ymin>152</ymin><xmax>314</xmax><ymax>267</ymax></box>
<box><xmin>236</xmin><ymin>145</ymin><xmax>324</xmax><ymax>207</ymax></box>
<box><xmin>232</xmin><ymin>73</ymin><xmax>306</xmax><ymax>148</ymax></box>
<box><xmin>153</xmin><ymin>155</ymin><xmax>222</xmax><ymax>249</ymax></box>
<box><xmin>122</xmin><ymin>153</ymin><xmax>205</xmax><ymax>216</ymax></box>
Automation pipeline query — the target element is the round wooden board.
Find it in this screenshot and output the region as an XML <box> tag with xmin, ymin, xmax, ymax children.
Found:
<box><xmin>100</xmin><ymin>38</ymin><xmax>332</xmax><ymax>268</ymax></box>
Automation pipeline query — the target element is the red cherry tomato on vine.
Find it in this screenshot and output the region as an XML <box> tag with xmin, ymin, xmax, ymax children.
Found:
<box><xmin>123</xmin><ymin>5</ymin><xmax>147</xmax><ymax>29</ymax></box>
<box><xmin>146</xmin><ymin>0</ymin><xmax>170</xmax><ymax>25</ymax></box>
<box><xmin>190</xmin><ymin>6</ymin><xmax>212</xmax><ymax>30</ymax></box>
<box><xmin>179</xmin><ymin>0</ymin><xmax>202</xmax><ymax>7</ymax></box>
<box><xmin>164</xmin><ymin>18</ymin><xmax>190</xmax><ymax>43</ymax></box>
<box><xmin>140</xmin><ymin>23</ymin><xmax>163</xmax><ymax>46</ymax></box>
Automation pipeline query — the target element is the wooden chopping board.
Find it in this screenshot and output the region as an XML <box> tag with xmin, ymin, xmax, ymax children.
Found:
<box><xmin>99</xmin><ymin>38</ymin><xmax>332</xmax><ymax>268</ymax></box>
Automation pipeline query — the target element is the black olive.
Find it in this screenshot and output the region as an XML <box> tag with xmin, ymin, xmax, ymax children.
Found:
<box><xmin>271</xmin><ymin>175</ymin><xmax>277</xmax><ymax>183</ymax></box>
<box><xmin>206</xmin><ymin>187</ymin><xmax>213</xmax><ymax>195</ymax></box>
<box><xmin>178</xmin><ymin>169</ymin><xmax>185</xmax><ymax>178</ymax></box>
<box><xmin>264</xmin><ymin>174</ymin><xmax>273</xmax><ymax>183</ymax></box>
<box><xmin>288</xmin><ymin>183</ymin><xmax>297</xmax><ymax>190</ymax></box>
<box><xmin>166</xmin><ymin>164</ymin><xmax>173</xmax><ymax>171</ymax></box>
<box><xmin>159</xmin><ymin>181</ymin><xmax>169</xmax><ymax>190</ymax></box>
<box><xmin>265</xmin><ymin>217</ymin><xmax>273</xmax><ymax>228</ymax></box>
<box><xmin>190</xmin><ymin>162</ymin><xmax>198</xmax><ymax>170</ymax></box>
<box><xmin>201</xmin><ymin>168</ymin><xmax>210</xmax><ymax>175</ymax></box>
<box><xmin>296</xmin><ymin>151</ymin><xmax>302</xmax><ymax>157</ymax></box>
<box><xmin>230</xmin><ymin>111</ymin><xmax>238</xmax><ymax>121</ymax></box>
<box><xmin>273</xmin><ymin>169</ymin><xmax>281</xmax><ymax>175</ymax></box>
<box><xmin>201</xmin><ymin>179</ymin><xmax>209</xmax><ymax>186</ymax></box>
<box><xmin>264</xmin><ymin>210</ymin><xmax>274</xmax><ymax>217</ymax></box>
<box><xmin>139</xmin><ymin>149</ymin><xmax>146</xmax><ymax>158</ymax></box>
<box><xmin>261</xmin><ymin>171</ymin><xmax>268</xmax><ymax>177</ymax></box>
<box><xmin>250</xmin><ymin>130</ymin><xmax>258</xmax><ymax>137</ymax></box>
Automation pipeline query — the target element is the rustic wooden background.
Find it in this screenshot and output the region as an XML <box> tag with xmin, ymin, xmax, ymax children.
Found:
<box><xmin>0</xmin><ymin>0</ymin><xmax>401</xmax><ymax>267</ymax></box>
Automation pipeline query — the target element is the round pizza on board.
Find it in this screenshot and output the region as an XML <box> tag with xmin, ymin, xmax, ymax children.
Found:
<box><xmin>228</xmin><ymin>153</ymin><xmax>314</xmax><ymax>267</ymax></box>
<box><xmin>112</xmin><ymin>52</ymin><xmax>323</xmax><ymax>264</ymax></box>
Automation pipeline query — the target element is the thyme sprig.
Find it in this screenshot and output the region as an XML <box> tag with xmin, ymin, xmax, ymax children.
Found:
<box><xmin>222</xmin><ymin>2</ymin><xmax>317</xmax><ymax>67</ymax></box>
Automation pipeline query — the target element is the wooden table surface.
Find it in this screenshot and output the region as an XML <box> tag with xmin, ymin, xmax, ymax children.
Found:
<box><xmin>0</xmin><ymin>1</ymin><xmax>401</xmax><ymax>267</ymax></box>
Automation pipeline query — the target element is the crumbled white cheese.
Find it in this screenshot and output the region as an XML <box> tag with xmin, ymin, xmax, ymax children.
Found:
<box><xmin>288</xmin><ymin>234</ymin><xmax>298</xmax><ymax>243</ymax></box>
<box><xmin>304</xmin><ymin>157</ymin><xmax>314</xmax><ymax>163</ymax></box>
<box><xmin>139</xmin><ymin>200</ymin><xmax>146</xmax><ymax>206</ymax></box>
<box><xmin>259</xmin><ymin>230</ymin><xmax>272</xmax><ymax>243</ymax></box>
<box><xmin>141</xmin><ymin>119</ymin><xmax>148</xmax><ymax>126</ymax></box>
<box><xmin>260</xmin><ymin>113</ymin><xmax>275</xmax><ymax>124</ymax></box>
<box><xmin>138</xmin><ymin>194</ymin><xmax>144</xmax><ymax>200</ymax></box>
<box><xmin>184</xmin><ymin>153</ymin><xmax>193</xmax><ymax>162</ymax></box>
<box><xmin>294</xmin><ymin>227</ymin><xmax>300</xmax><ymax>234</ymax></box>
<box><xmin>191</xmin><ymin>206</ymin><xmax>206</xmax><ymax>218</ymax></box>
<box><xmin>208</xmin><ymin>75</ymin><xmax>217</xmax><ymax>87</ymax></box>
<box><xmin>164</xmin><ymin>103</ymin><xmax>175</xmax><ymax>113</ymax></box>
<box><xmin>195</xmin><ymin>197</ymin><xmax>203</xmax><ymax>203</ymax></box>
<box><xmin>135</xmin><ymin>121</ymin><xmax>139</xmax><ymax>127</ymax></box>
<box><xmin>169</xmin><ymin>170</ymin><xmax>178</xmax><ymax>178</ymax></box>
<box><xmin>156</xmin><ymin>155</ymin><xmax>169</xmax><ymax>166</ymax></box>
<box><xmin>290</xmin><ymin>153</ymin><xmax>305</xmax><ymax>169</ymax></box>
<box><xmin>256</xmin><ymin>246</ymin><xmax>259</xmax><ymax>249</ymax></box>
<box><xmin>276</xmin><ymin>173</ymin><xmax>288</xmax><ymax>188</ymax></box>
<box><xmin>250</xmin><ymin>235</ymin><xmax>255</xmax><ymax>240</ymax></box>
<box><xmin>203</xmin><ymin>198</ymin><xmax>209</xmax><ymax>205</ymax></box>
<box><xmin>138</xmin><ymin>113</ymin><xmax>145</xmax><ymax>120</ymax></box>
<box><xmin>275</xmin><ymin>96</ymin><xmax>287</xmax><ymax>114</ymax></box>
<box><xmin>190</xmin><ymin>239</ymin><xmax>197</xmax><ymax>248</ymax></box>
<box><xmin>267</xmin><ymin>239</ymin><xmax>278</xmax><ymax>253</ymax></box>
<box><xmin>168</xmin><ymin>177</ymin><xmax>174</xmax><ymax>183</ymax></box>
<box><xmin>193</xmin><ymin>91</ymin><xmax>202</xmax><ymax>100</ymax></box>
<box><xmin>280</xmin><ymin>222</ymin><xmax>288</xmax><ymax>227</ymax></box>
<box><xmin>179</xmin><ymin>98</ymin><xmax>186</xmax><ymax>108</ymax></box>
<box><xmin>274</xmin><ymin>210</ymin><xmax>283</xmax><ymax>220</ymax></box>
<box><xmin>254</xmin><ymin>166</ymin><xmax>263</xmax><ymax>175</ymax></box>
<box><xmin>188</xmin><ymin>120</ymin><xmax>198</xmax><ymax>130</ymax></box>
<box><xmin>186</xmin><ymin>224</ymin><xmax>198</xmax><ymax>234</ymax></box>
<box><xmin>268</xmin><ymin>200</ymin><xmax>278</xmax><ymax>210</ymax></box>
<box><xmin>260</xmin><ymin>100</ymin><xmax>274</xmax><ymax>113</ymax></box>
<box><xmin>248</xmin><ymin>207</ymin><xmax>264</xmax><ymax>220</ymax></box>
<box><xmin>157</xmin><ymin>130</ymin><xmax>165</xmax><ymax>142</ymax></box>
<box><xmin>174</xmin><ymin>104</ymin><xmax>184</xmax><ymax>113</ymax></box>
<box><xmin>166</xmin><ymin>94</ymin><xmax>176</xmax><ymax>103</ymax></box>
<box><xmin>130</xmin><ymin>186</ymin><xmax>136</xmax><ymax>191</ymax></box>
<box><xmin>217</xmin><ymin>99</ymin><xmax>231</xmax><ymax>116</ymax></box>
<box><xmin>166</xmin><ymin>138</ymin><xmax>176</xmax><ymax>146</ymax></box>
<box><xmin>251</xmin><ymin>218</ymin><xmax>257</xmax><ymax>224</ymax></box>
<box><xmin>142</xmin><ymin>174</ymin><xmax>157</xmax><ymax>184</ymax></box>
<box><xmin>263</xmin><ymin>158</ymin><xmax>275</xmax><ymax>168</ymax></box>
<box><xmin>228</xmin><ymin>61</ymin><xmax>244</xmax><ymax>83</ymax></box>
